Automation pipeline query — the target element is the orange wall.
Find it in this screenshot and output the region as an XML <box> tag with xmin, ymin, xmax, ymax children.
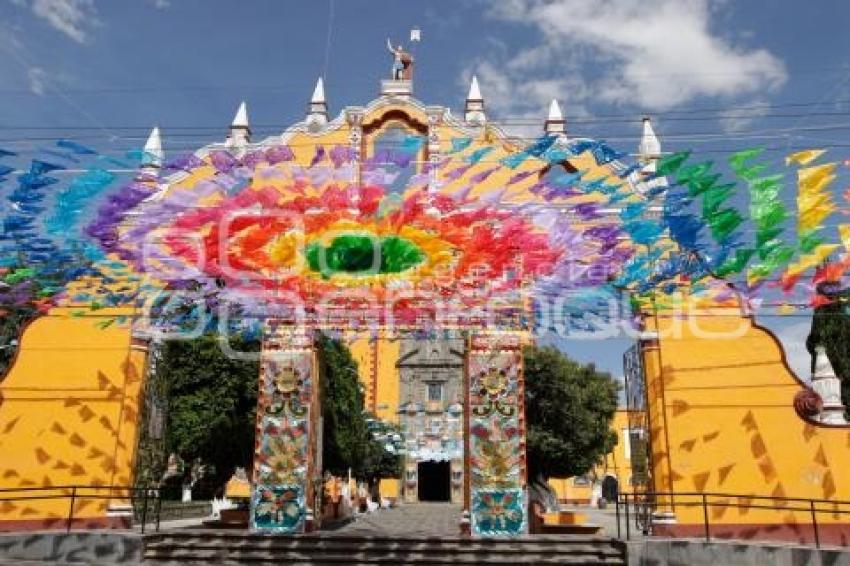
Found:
<box><xmin>0</xmin><ymin>308</ymin><xmax>147</xmax><ymax>530</ymax></box>
<box><xmin>643</xmin><ymin>308</ymin><xmax>850</xmax><ymax>532</ymax></box>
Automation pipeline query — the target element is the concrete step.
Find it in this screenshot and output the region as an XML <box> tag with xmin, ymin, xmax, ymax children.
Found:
<box><xmin>144</xmin><ymin>541</ymin><xmax>624</xmax><ymax>556</ymax></box>
<box><xmin>143</xmin><ymin>539</ymin><xmax>624</xmax><ymax>556</ymax></box>
<box><xmin>143</xmin><ymin>550</ymin><xmax>624</xmax><ymax>565</ymax></box>
<box><xmin>145</xmin><ymin>529</ymin><xmax>616</xmax><ymax>548</ymax></box>
<box><xmin>143</xmin><ymin>532</ymin><xmax>626</xmax><ymax>565</ymax></box>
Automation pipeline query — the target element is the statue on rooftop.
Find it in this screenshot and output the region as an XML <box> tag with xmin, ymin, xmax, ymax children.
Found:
<box><xmin>387</xmin><ymin>38</ymin><xmax>414</xmax><ymax>81</ymax></box>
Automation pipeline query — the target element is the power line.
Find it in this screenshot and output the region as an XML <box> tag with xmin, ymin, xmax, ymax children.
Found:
<box><xmin>8</xmin><ymin>110</ymin><xmax>850</xmax><ymax>131</ymax></box>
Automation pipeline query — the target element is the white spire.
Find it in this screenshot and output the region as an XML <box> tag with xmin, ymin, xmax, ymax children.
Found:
<box><xmin>639</xmin><ymin>117</ymin><xmax>661</xmax><ymax>158</ymax></box>
<box><xmin>227</xmin><ymin>101</ymin><xmax>251</xmax><ymax>149</ymax></box>
<box><xmin>548</xmin><ymin>99</ymin><xmax>563</xmax><ymax>121</ymax></box>
<box><xmin>467</xmin><ymin>75</ymin><xmax>482</xmax><ymax>101</ymax></box>
<box><xmin>811</xmin><ymin>345</ymin><xmax>847</xmax><ymax>425</ymax></box>
<box><xmin>142</xmin><ymin>126</ymin><xmax>163</xmax><ymax>169</ymax></box>
<box><xmin>311</xmin><ymin>77</ymin><xmax>326</xmax><ymax>104</ymax></box>
<box><xmin>544</xmin><ymin>99</ymin><xmax>565</xmax><ymax>134</ymax></box>
<box><xmin>465</xmin><ymin>75</ymin><xmax>485</xmax><ymax>125</ymax></box>
<box><xmin>307</xmin><ymin>77</ymin><xmax>328</xmax><ymax>130</ymax></box>
<box><xmin>814</xmin><ymin>345</ymin><xmax>837</xmax><ymax>380</ymax></box>
<box><xmin>638</xmin><ymin>117</ymin><xmax>661</xmax><ymax>174</ymax></box>
<box><xmin>231</xmin><ymin>101</ymin><xmax>249</xmax><ymax>129</ymax></box>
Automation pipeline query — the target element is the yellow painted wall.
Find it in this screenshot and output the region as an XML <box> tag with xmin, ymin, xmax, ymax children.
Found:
<box><xmin>347</xmin><ymin>334</ymin><xmax>401</xmax><ymax>424</ymax></box>
<box><xmin>549</xmin><ymin>477</ymin><xmax>593</xmax><ymax>504</ymax></box>
<box><xmin>0</xmin><ymin>308</ymin><xmax>146</xmax><ymax>529</ymax></box>
<box><xmin>643</xmin><ymin>308</ymin><xmax>850</xmax><ymax>528</ymax></box>
<box><xmin>379</xmin><ymin>478</ymin><xmax>400</xmax><ymax>500</ymax></box>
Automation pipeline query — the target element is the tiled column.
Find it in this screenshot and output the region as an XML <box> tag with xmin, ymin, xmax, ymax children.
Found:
<box><xmin>250</xmin><ymin>326</ymin><xmax>316</xmax><ymax>533</ymax></box>
<box><xmin>466</xmin><ymin>332</ymin><xmax>527</xmax><ymax>536</ymax></box>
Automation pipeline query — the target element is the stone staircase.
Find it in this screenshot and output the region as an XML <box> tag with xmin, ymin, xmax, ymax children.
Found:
<box><xmin>143</xmin><ymin>530</ymin><xmax>627</xmax><ymax>564</ymax></box>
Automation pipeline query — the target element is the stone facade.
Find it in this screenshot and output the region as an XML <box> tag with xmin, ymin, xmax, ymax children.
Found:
<box><xmin>396</xmin><ymin>339</ymin><xmax>465</xmax><ymax>503</ymax></box>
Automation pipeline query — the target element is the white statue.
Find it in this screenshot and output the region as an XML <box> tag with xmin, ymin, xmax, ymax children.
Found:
<box><xmin>386</xmin><ymin>38</ymin><xmax>413</xmax><ymax>81</ymax></box>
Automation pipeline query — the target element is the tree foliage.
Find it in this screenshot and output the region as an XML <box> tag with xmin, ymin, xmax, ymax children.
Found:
<box><xmin>158</xmin><ymin>335</ymin><xmax>260</xmax><ymax>488</ymax></box>
<box><xmin>0</xmin><ymin>306</ymin><xmax>37</xmax><ymax>376</ymax></box>
<box><xmin>316</xmin><ymin>333</ymin><xmax>402</xmax><ymax>483</ymax></box>
<box><xmin>154</xmin><ymin>332</ymin><xmax>397</xmax><ymax>496</ymax></box>
<box><xmin>363</xmin><ymin>418</ymin><xmax>404</xmax><ymax>484</ymax></box>
<box><xmin>316</xmin><ymin>333</ymin><xmax>371</xmax><ymax>477</ymax></box>
<box><xmin>523</xmin><ymin>345</ymin><xmax>619</xmax><ymax>480</ymax></box>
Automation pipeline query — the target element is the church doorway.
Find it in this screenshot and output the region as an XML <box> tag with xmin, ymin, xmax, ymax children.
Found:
<box><xmin>601</xmin><ymin>475</ymin><xmax>619</xmax><ymax>503</ymax></box>
<box><xmin>417</xmin><ymin>461</ymin><xmax>451</xmax><ymax>502</ymax></box>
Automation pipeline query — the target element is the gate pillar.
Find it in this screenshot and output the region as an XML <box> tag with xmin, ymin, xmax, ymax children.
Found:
<box><xmin>250</xmin><ymin>325</ymin><xmax>318</xmax><ymax>533</ymax></box>
<box><xmin>465</xmin><ymin>331</ymin><xmax>528</xmax><ymax>536</ymax></box>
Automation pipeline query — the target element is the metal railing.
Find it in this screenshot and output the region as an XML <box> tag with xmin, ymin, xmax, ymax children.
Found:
<box><xmin>615</xmin><ymin>491</ymin><xmax>850</xmax><ymax>549</ymax></box>
<box><xmin>0</xmin><ymin>485</ymin><xmax>162</xmax><ymax>534</ymax></box>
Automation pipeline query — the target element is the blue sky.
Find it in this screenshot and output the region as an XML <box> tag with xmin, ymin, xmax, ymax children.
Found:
<box><xmin>3</xmin><ymin>0</ymin><xmax>850</xmax><ymax>379</ymax></box>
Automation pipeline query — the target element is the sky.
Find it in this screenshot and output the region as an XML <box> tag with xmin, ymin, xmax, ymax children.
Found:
<box><xmin>3</xmin><ymin>0</ymin><xmax>850</xmax><ymax>380</ymax></box>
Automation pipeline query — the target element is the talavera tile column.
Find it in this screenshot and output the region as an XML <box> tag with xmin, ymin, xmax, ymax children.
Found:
<box><xmin>465</xmin><ymin>332</ymin><xmax>527</xmax><ymax>536</ymax></box>
<box><xmin>250</xmin><ymin>326</ymin><xmax>317</xmax><ymax>533</ymax></box>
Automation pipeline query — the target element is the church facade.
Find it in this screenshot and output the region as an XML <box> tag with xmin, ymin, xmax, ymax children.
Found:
<box><xmin>396</xmin><ymin>339</ymin><xmax>465</xmax><ymax>504</ymax></box>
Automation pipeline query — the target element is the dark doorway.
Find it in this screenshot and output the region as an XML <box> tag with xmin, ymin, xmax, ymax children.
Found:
<box><xmin>417</xmin><ymin>461</ymin><xmax>450</xmax><ymax>502</ymax></box>
<box><xmin>601</xmin><ymin>475</ymin><xmax>619</xmax><ymax>502</ymax></box>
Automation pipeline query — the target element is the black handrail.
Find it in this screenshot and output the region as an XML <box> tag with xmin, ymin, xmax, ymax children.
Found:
<box><xmin>0</xmin><ymin>485</ymin><xmax>161</xmax><ymax>534</ymax></box>
<box><xmin>614</xmin><ymin>491</ymin><xmax>850</xmax><ymax>549</ymax></box>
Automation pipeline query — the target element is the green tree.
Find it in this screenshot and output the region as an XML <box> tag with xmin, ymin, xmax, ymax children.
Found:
<box><xmin>362</xmin><ymin>418</ymin><xmax>403</xmax><ymax>487</ymax></box>
<box><xmin>0</xmin><ymin>307</ymin><xmax>34</xmax><ymax>376</ymax></box>
<box><xmin>316</xmin><ymin>334</ymin><xmax>402</xmax><ymax>487</ymax></box>
<box><xmin>316</xmin><ymin>333</ymin><xmax>371</xmax><ymax>478</ymax></box>
<box><xmin>523</xmin><ymin>345</ymin><xmax>619</xmax><ymax>485</ymax></box>
<box><xmin>158</xmin><ymin>335</ymin><xmax>260</xmax><ymax>492</ymax></box>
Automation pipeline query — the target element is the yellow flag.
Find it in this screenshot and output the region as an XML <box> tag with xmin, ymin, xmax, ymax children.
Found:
<box><xmin>798</xmin><ymin>163</ymin><xmax>837</xmax><ymax>190</ymax></box>
<box><xmin>786</xmin><ymin>149</ymin><xmax>826</xmax><ymax>166</ymax></box>
<box><xmin>839</xmin><ymin>224</ymin><xmax>850</xmax><ymax>251</ymax></box>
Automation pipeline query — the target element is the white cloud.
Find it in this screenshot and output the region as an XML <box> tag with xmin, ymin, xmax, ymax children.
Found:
<box><xmin>20</xmin><ymin>0</ymin><xmax>100</xmax><ymax>43</ymax></box>
<box><xmin>150</xmin><ymin>0</ymin><xmax>170</xmax><ymax>9</ymax></box>
<box><xmin>27</xmin><ymin>66</ymin><xmax>47</xmax><ymax>95</ymax></box>
<box><xmin>471</xmin><ymin>0</ymin><xmax>787</xmax><ymax>122</ymax></box>
<box><xmin>716</xmin><ymin>99</ymin><xmax>772</xmax><ymax>133</ymax></box>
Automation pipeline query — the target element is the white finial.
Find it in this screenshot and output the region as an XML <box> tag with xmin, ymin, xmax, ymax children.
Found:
<box><xmin>811</xmin><ymin>345</ymin><xmax>847</xmax><ymax>425</ymax></box>
<box><xmin>465</xmin><ymin>75</ymin><xmax>485</xmax><ymax>125</ymax></box>
<box><xmin>468</xmin><ymin>75</ymin><xmax>482</xmax><ymax>101</ymax></box>
<box><xmin>311</xmin><ymin>77</ymin><xmax>326</xmax><ymax>104</ymax></box>
<box><xmin>548</xmin><ymin>99</ymin><xmax>563</xmax><ymax>121</ymax></box>
<box><xmin>231</xmin><ymin>101</ymin><xmax>249</xmax><ymax>129</ymax></box>
<box><xmin>638</xmin><ymin>117</ymin><xmax>661</xmax><ymax>174</ymax></box>
<box><xmin>142</xmin><ymin>126</ymin><xmax>163</xmax><ymax>168</ymax></box>
<box><xmin>544</xmin><ymin>99</ymin><xmax>565</xmax><ymax>134</ymax></box>
<box><xmin>227</xmin><ymin>101</ymin><xmax>251</xmax><ymax>149</ymax></box>
<box><xmin>307</xmin><ymin>77</ymin><xmax>328</xmax><ymax>129</ymax></box>
<box><xmin>814</xmin><ymin>345</ymin><xmax>837</xmax><ymax>380</ymax></box>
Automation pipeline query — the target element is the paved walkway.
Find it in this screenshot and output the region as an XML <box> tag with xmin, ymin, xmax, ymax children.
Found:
<box><xmin>331</xmin><ymin>503</ymin><xmax>463</xmax><ymax>536</ymax></box>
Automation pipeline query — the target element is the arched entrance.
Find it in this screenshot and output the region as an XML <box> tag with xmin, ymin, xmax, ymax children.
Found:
<box><xmin>601</xmin><ymin>475</ymin><xmax>619</xmax><ymax>502</ymax></box>
<box><xmin>417</xmin><ymin>461</ymin><xmax>451</xmax><ymax>502</ymax></box>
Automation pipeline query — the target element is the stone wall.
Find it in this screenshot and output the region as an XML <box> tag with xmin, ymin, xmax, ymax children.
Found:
<box><xmin>628</xmin><ymin>538</ymin><xmax>850</xmax><ymax>566</ymax></box>
<box><xmin>0</xmin><ymin>532</ymin><xmax>142</xmax><ymax>564</ymax></box>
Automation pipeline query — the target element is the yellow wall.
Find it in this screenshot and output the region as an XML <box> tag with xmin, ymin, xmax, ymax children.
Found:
<box><xmin>0</xmin><ymin>308</ymin><xmax>146</xmax><ymax>529</ymax></box>
<box><xmin>600</xmin><ymin>410</ymin><xmax>637</xmax><ymax>488</ymax></box>
<box><xmin>643</xmin><ymin>308</ymin><xmax>850</xmax><ymax>529</ymax></box>
<box><xmin>379</xmin><ymin>478</ymin><xmax>400</xmax><ymax>500</ymax></box>
<box><xmin>347</xmin><ymin>333</ymin><xmax>400</xmax><ymax>423</ymax></box>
